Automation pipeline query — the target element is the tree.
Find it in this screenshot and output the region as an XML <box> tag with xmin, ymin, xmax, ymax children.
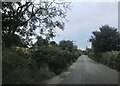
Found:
<box><xmin>59</xmin><ymin>40</ymin><xmax>79</xmax><ymax>53</ymax></box>
<box><xmin>33</xmin><ymin>36</ymin><xmax>48</xmax><ymax>48</ymax></box>
<box><xmin>59</xmin><ymin>40</ymin><xmax>74</xmax><ymax>52</ymax></box>
<box><xmin>89</xmin><ymin>25</ymin><xmax>120</xmax><ymax>54</ymax></box>
<box><xmin>49</xmin><ymin>41</ymin><xmax>58</xmax><ymax>46</ymax></box>
<box><xmin>2</xmin><ymin>0</ymin><xmax>71</xmax><ymax>47</ymax></box>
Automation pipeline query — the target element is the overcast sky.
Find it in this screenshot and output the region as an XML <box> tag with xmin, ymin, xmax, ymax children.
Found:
<box><xmin>52</xmin><ymin>1</ymin><xmax>118</xmax><ymax>50</ymax></box>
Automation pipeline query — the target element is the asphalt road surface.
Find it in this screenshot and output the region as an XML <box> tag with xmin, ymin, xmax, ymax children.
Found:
<box><xmin>48</xmin><ymin>55</ymin><xmax>118</xmax><ymax>84</ymax></box>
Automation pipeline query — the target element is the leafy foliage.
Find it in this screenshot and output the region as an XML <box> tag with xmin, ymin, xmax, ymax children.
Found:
<box><xmin>33</xmin><ymin>36</ymin><xmax>48</xmax><ymax>47</ymax></box>
<box><xmin>88</xmin><ymin>50</ymin><xmax>120</xmax><ymax>72</ymax></box>
<box><xmin>3</xmin><ymin>39</ymin><xmax>81</xmax><ymax>84</ymax></box>
<box><xmin>100</xmin><ymin>51</ymin><xmax>120</xmax><ymax>71</ymax></box>
<box><xmin>2</xmin><ymin>1</ymin><xmax>71</xmax><ymax>47</ymax></box>
<box><xmin>31</xmin><ymin>39</ymin><xmax>81</xmax><ymax>75</ymax></box>
<box><xmin>2</xmin><ymin>0</ymin><xmax>82</xmax><ymax>84</ymax></box>
<box><xmin>2</xmin><ymin>47</ymin><xmax>55</xmax><ymax>84</ymax></box>
<box><xmin>59</xmin><ymin>40</ymin><xmax>76</xmax><ymax>52</ymax></box>
<box><xmin>89</xmin><ymin>25</ymin><xmax>120</xmax><ymax>54</ymax></box>
<box><xmin>88</xmin><ymin>25</ymin><xmax>120</xmax><ymax>72</ymax></box>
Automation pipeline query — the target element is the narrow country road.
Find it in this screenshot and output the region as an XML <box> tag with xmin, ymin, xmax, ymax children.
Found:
<box><xmin>47</xmin><ymin>55</ymin><xmax>118</xmax><ymax>84</ymax></box>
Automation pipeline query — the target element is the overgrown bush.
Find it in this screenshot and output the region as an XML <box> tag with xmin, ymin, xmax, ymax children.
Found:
<box><xmin>3</xmin><ymin>39</ymin><xmax>81</xmax><ymax>84</ymax></box>
<box><xmin>2</xmin><ymin>47</ymin><xmax>55</xmax><ymax>84</ymax></box>
<box><xmin>31</xmin><ymin>45</ymin><xmax>80</xmax><ymax>75</ymax></box>
<box><xmin>100</xmin><ymin>51</ymin><xmax>120</xmax><ymax>71</ymax></box>
<box><xmin>88</xmin><ymin>50</ymin><xmax>120</xmax><ymax>71</ymax></box>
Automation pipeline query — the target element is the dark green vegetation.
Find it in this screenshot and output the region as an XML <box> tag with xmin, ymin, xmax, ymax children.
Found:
<box><xmin>88</xmin><ymin>25</ymin><xmax>120</xmax><ymax>71</ymax></box>
<box><xmin>31</xmin><ymin>39</ymin><xmax>81</xmax><ymax>75</ymax></box>
<box><xmin>89</xmin><ymin>25</ymin><xmax>120</xmax><ymax>53</ymax></box>
<box><xmin>2</xmin><ymin>1</ymin><xmax>81</xmax><ymax>84</ymax></box>
<box><xmin>3</xmin><ymin>39</ymin><xmax>81</xmax><ymax>84</ymax></box>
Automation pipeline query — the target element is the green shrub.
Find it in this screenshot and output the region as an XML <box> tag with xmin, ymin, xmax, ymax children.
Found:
<box><xmin>31</xmin><ymin>46</ymin><xmax>79</xmax><ymax>75</ymax></box>
<box><xmin>3</xmin><ymin>40</ymin><xmax>81</xmax><ymax>84</ymax></box>
<box><xmin>2</xmin><ymin>47</ymin><xmax>55</xmax><ymax>84</ymax></box>
<box><xmin>3</xmin><ymin>47</ymin><xmax>33</xmax><ymax>84</ymax></box>
<box><xmin>88</xmin><ymin>50</ymin><xmax>120</xmax><ymax>71</ymax></box>
<box><xmin>100</xmin><ymin>51</ymin><xmax>120</xmax><ymax>71</ymax></box>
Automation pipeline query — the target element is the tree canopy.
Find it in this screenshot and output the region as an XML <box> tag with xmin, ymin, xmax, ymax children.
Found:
<box><xmin>89</xmin><ymin>25</ymin><xmax>120</xmax><ymax>53</ymax></box>
<box><xmin>2</xmin><ymin>0</ymin><xmax>71</xmax><ymax>47</ymax></box>
<box><xmin>59</xmin><ymin>40</ymin><xmax>78</xmax><ymax>52</ymax></box>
